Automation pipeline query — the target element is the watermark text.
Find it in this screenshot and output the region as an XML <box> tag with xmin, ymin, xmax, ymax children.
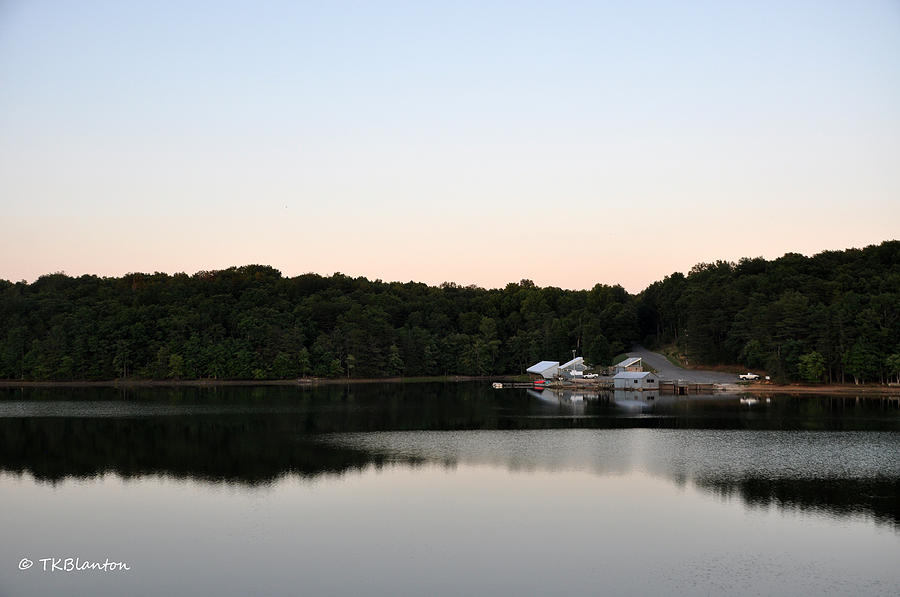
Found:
<box><xmin>18</xmin><ymin>557</ymin><xmax>131</xmax><ymax>573</ymax></box>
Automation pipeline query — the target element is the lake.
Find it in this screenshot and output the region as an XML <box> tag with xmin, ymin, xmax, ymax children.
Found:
<box><xmin>1</xmin><ymin>383</ymin><xmax>898</xmax><ymax>596</ymax></box>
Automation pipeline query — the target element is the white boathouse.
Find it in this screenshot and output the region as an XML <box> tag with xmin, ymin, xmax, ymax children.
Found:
<box><xmin>527</xmin><ymin>361</ymin><xmax>559</xmax><ymax>379</ymax></box>
<box><xmin>613</xmin><ymin>371</ymin><xmax>658</xmax><ymax>390</ymax></box>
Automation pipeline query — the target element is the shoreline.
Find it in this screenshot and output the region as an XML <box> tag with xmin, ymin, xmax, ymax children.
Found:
<box><xmin>0</xmin><ymin>375</ymin><xmax>521</xmax><ymax>389</ymax></box>
<box><xmin>0</xmin><ymin>377</ymin><xmax>897</xmax><ymax>397</ymax></box>
<box><xmin>739</xmin><ymin>383</ymin><xmax>900</xmax><ymax>397</ymax></box>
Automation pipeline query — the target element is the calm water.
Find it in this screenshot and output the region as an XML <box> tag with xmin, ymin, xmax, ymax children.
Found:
<box><xmin>1</xmin><ymin>383</ymin><xmax>898</xmax><ymax>596</ymax></box>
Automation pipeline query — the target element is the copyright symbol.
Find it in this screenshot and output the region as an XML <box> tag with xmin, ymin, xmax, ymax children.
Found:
<box><xmin>19</xmin><ymin>558</ymin><xmax>33</xmax><ymax>570</ymax></box>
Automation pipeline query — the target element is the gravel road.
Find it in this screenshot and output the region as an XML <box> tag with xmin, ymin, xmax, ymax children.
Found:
<box><xmin>625</xmin><ymin>347</ymin><xmax>740</xmax><ymax>384</ymax></box>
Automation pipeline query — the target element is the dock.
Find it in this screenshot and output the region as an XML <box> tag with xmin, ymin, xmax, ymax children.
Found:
<box><xmin>659</xmin><ymin>380</ymin><xmax>719</xmax><ymax>395</ymax></box>
<box><xmin>493</xmin><ymin>378</ymin><xmax>721</xmax><ymax>394</ymax></box>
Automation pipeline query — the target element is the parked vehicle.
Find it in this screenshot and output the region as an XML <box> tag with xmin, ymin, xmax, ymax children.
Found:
<box><xmin>739</xmin><ymin>372</ymin><xmax>760</xmax><ymax>380</ymax></box>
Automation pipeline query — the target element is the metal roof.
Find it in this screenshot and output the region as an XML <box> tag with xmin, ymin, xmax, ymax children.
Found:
<box><xmin>559</xmin><ymin>356</ymin><xmax>584</xmax><ymax>370</ymax></box>
<box><xmin>614</xmin><ymin>357</ymin><xmax>642</xmax><ymax>368</ymax></box>
<box><xmin>613</xmin><ymin>371</ymin><xmax>652</xmax><ymax>379</ymax></box>
<box><xmin>526</xmin><ymin>361</ymin><xmax>559</xmax><ymax>374</ymax></box>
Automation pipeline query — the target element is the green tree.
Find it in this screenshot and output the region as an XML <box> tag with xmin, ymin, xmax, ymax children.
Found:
<box><xmin>797</xmin><ymin>351</ymin><xmax>825</xmax><ymax>383</ymax></box>
<box><xmin>298</xmin><ymin>347</ymin><xmax>311</xmax><ymax>378</ymax></box>
<box><xmin>478</xmin><ymin>317</ymin><xmax>501</xmax><ymax>373</ymax></box>
<box><xmin>844</xmin><ymin>341</ymin><xmax>878</xmax><ymax>384</ymax></box>
<box><xmin>112</xmin><ymin>341</ymin><xmax>129</xmax><ymax>379</ymax></box>
<box><xmin>168</xmin><ymin>353</ymin><xmax>184</xmax><ymax>379</ymax></box>
<box><xmin>345</xmin><ymin>353</ymin><xmax>356</xmax><ymax>378</ymax></box>
<box><xmin>885</xmin><ymin>353</ymin><xmax>900</xmax><ymax>384</ymax></box>
<box><xmin>739</xmin><ymin>339</ymin><xmax>767</xmax><ymax>370</ymax></box>
<box><xmin>387</xmin><ymin>345</ymin><xmax>404</xmax><ymax>376</ymax></box>
<box><xmin>272</xmin><ymin>352</ymin><xmax>294</xmax><ymax>378</ymax></box>
<box><xmin>153</xmin><ymin>346</ymin><xmax>170</xmax><ymax>379</ymax></box>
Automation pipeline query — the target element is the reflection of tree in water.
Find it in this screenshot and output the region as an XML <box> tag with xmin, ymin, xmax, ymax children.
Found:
<box><xmin>3</xmin><ymin>415</ymin><xmax>898</xmax><ymax>527</ymax></box>
<box><xmin>0</xmin><ymin>416</ymin><xmax>421</xmax><ymax>485</ymax></box>
<box><xmin>695</xmin><ymin>477</ymin><xmax>900</xmax><ymax>528</ymax></box>
<box><xmin>2</xmin><ymin>385</ymin><xmax>898</xmax><ymax>526</ymax></box>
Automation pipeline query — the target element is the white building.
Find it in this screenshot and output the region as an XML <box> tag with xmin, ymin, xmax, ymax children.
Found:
<box><xmin>613</xmin><ymin>371</ymin><xmax>658</xmax><ymax>390</ymax></box>
<box><xmin>527</xmin><ymin>361</ymin><xmax>559</xmax><ymax>379</ymax></box>
<box><xmin>559</xmin><ymin>356</ymin><xmax>586</xmax><ymax>379</ymax></box>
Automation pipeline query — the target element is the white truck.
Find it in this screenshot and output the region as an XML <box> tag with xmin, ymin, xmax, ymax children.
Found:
<box><xmin>739</xmin><ymin>372</ymin><xmax>760</xmax><ymax>380</ymax></box>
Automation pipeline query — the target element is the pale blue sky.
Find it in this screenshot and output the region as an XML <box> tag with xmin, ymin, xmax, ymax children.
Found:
<box><xmin>2</xmin><ymin>1</ymin><xmax>898</xmax><ymax>291</ymax></box>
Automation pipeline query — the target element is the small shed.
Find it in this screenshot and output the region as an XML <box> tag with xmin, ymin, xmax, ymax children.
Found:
<box><xmin>613</xmin><ymin>371</ymin><xmax>658</xmax><ymax>390</ymax></box>
<box><xmin>559</xmin><ymin>356</ymin><xmax>586</xmax><ymax>379</ymax></box>
<box><xmin>613</xmin><ymin>357</ymin><xmax>643</xmax><ymax>374</ymax></box>
<box><xmin>527</xmin><ymin>361</ymin><xmax>559</xmax><ymax>379</ymax></box>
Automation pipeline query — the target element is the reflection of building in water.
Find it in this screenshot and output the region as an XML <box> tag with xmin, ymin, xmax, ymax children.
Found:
<box><xmin>613</xmin><ymin>357</ymin><xmax>643</xmax><ymax>374</ymax></box>
<box><xmin>613</xmin><ymin>389</ymin><xmax>659</xmax><ymax>402</ymax></box>
<box><xmin>612</xmin><ymin>389</ymin><xmax>659</xmax><ymax>410</ymax></box>
<box><xmin>527</xmin><ymin>388</ymin><xmax>606</xmax><ymax>404</ymax></box>
<box><xmin>613</xmin><ymin>371</ymin><xmax>658</xmax><ymax>390</ymax></box>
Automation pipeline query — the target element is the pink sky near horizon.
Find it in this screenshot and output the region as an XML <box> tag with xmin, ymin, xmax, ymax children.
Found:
<box><xmin>3</xmin><ymin>216</ymin><xmax>894</xmax><ymax>293</ymax></box>
<box><xmin>2</xmin><ymin>1</ymin><xmax>898</xmax><ymax>293</ymax></box>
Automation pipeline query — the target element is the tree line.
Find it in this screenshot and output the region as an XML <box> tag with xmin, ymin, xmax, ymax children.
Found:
<box><xmin>1</xmin><ymin>241</ymin><xmax>897</xmax><ymax>383</ymax></box>
<box><xmin>0</xmin><ymin>267</ymin><xmax>635</xmax><ymax>380</ymax></box>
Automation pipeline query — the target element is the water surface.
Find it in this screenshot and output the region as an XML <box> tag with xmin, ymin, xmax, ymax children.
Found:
<box><xmin>1</xmin><ymin>384</ymin><xmax>898</xmax><ymax>596</ymax></box>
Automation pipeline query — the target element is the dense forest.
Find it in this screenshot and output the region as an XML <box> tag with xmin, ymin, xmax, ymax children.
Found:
<box><xmin>0</xmin><ymin>267</ymin><xmax>636</xmax><ymax>380</ymax></box>
<box><xmin>1</xmin><ymin>241</ymin><xmax>898</xmax><ymax>383</ymax></box>
<box><xmin>638</xmin><ymin>241</ymin><xmax>900</xmax><ymax>383</ymax></box>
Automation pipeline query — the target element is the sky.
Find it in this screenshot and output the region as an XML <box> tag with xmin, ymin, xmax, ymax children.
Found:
<box><xmin>1</xmin><ymin>0</ymin><xmax>898</xmax><ymax>293</ymax></box>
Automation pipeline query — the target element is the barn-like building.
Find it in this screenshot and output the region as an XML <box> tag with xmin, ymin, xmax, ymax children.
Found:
<box><xmin>613</xmin><ymin>357</ymin><xmax>643</xmax><ymax>374</ymax></box>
